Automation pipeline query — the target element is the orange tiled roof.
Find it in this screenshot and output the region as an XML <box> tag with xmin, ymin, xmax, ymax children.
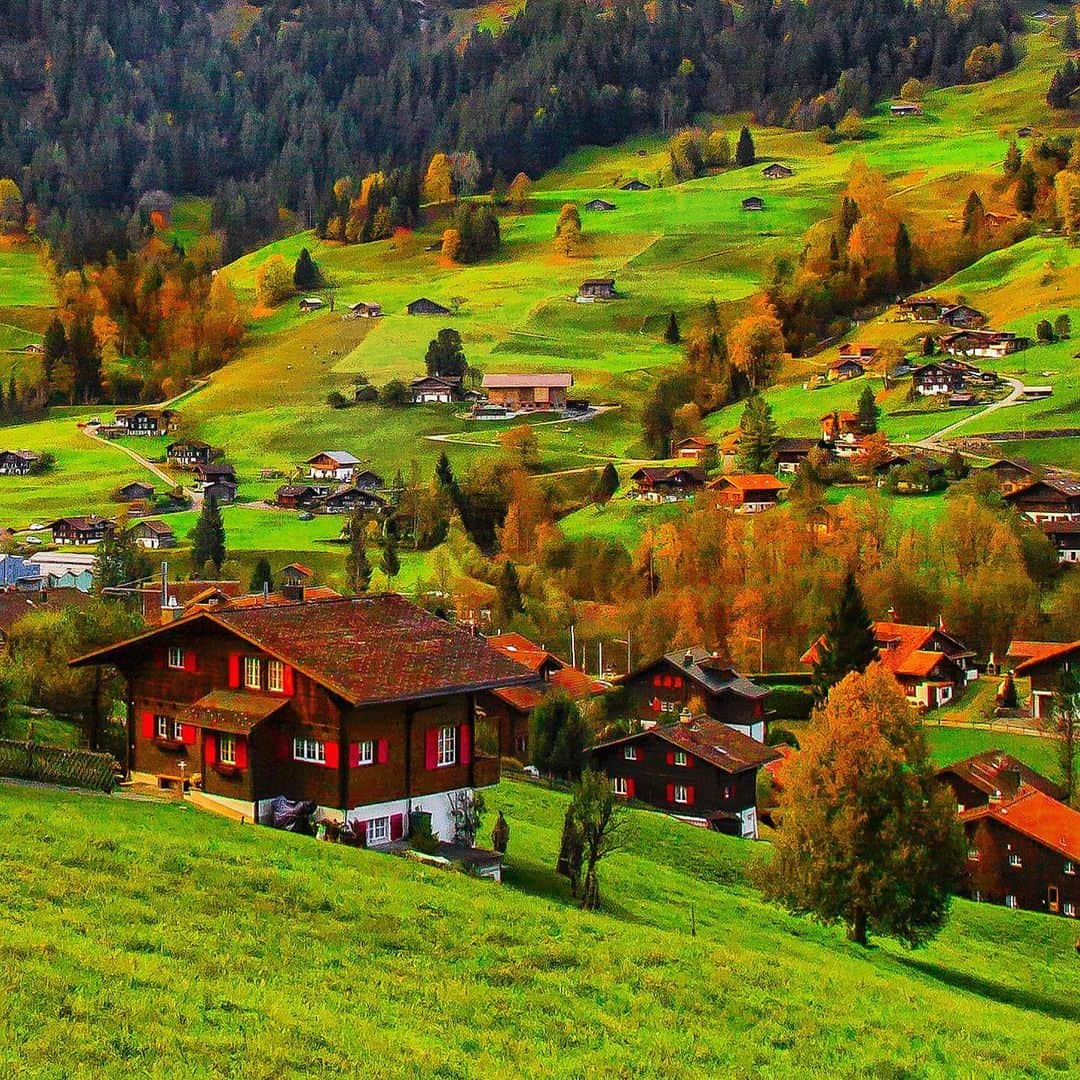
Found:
<box><xmin>1013</xmin><ymin>640</ymin><xmax>1080</xmax><ymax>675</ymax></box>
<box><xmin>1007</xmin><ymin>640</ymin><xmax>1069</xmax><ymax>663</ymax></box>
<box><xmin>709</xmin><ymin>473</ymin><xmax>785</xmax><ymax>493</ymax></box>
<box><xmin>962</xmin><ymin>787</ymin><xmax>1080</xmax><ymax>862</ymax></box>
<box><xmin>487</xmin><ymin>632</ymin><xmax>565</xmax><ymax>674</ymax></box>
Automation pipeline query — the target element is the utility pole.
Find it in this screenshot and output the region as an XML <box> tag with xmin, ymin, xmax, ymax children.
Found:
<box><xmin>570</xmin><ymin>624</ymin><xmax>576</xmax><ymax>669</ymax></box>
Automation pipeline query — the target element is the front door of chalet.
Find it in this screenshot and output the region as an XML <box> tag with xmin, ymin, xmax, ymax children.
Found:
<box><xmin>1048</xmin><ymin>886</ymin><xmax>1060</xmax><ymax>914</ymax></box>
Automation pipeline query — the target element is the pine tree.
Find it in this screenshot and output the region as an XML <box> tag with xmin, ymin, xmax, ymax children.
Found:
<box><xmin>856</xmin><ymin>385</ymin><xmax>880</xmax><ymax>434</ymax></box>
<box><xmin>293</xmin><ymin>247</ymin><xmax>321</xmax><ymax>290</ymax></box>
<box><xmin>735</xmin><ymin>395</ymin><xmax>778</xmax><ymax>472</ymax></box>
<box><xmin>664</xmin><ymin>312</ymin><xmax>681</xmax><ymax>344</ymax></box>
<box><xmin>894</xmin><ymin>222</ymin><xmax>913</xmax><ymax>286</ymax></box>
<box><xmin>811</xmin><ymin>572</ymin><xmax>879</xmax><ymax>701</ymax></box>
<box><xmin>191</xmin><ymin>496</ymin><xmax>226</xmax><ymax>574</ymax></box>
<box><xmin>1003</xmin><ymin>140</ymin><xmax>1022</xmax><ymax>178</ymax></box>
<box><xmin>1065</xmin><ymin>7</ymin><xmax>1078</xmax><ymax>51</ymax></box>
<box><xmin>1016</xmin><ymin>162</ymin><xmax>1037</xmax><ymax>215</ymax></box>
<box><xmin>249</xmin><ymin>556</ymin><xmax>273</xmax><ymax>593</ymax></box>
<box><xmin>961</xmin><ymin>190</ymin><xmax>985</xmax><ymax>236</ymax></box>
<box><xmin>345</xmin><ymin>515</ymin><xmax>372</xmax><ymax>594</ymax></box>
<box><xmin>735</xmin><ymin>126</ymin><xmax>756</xmax><ymax>167</ymax></box>
<box><xmin>593</xmin><ymin>462</ymin><xmax>619</xmax><ymax>506</ymax></box>
<box><xmin>425</xmin><ymin>328</ymin><xmax>467</xmax><ymax>377</ymax></box>
<box><xmin>42</xmin><ymin>316</ymin><xmax>66</xmax><ymax>384</ymax></box>
<box><xmin>496</xmin><ymin>560</ymin><xmax>523</xmax><ymax>621</ymax></box>
<box><xmin>379</xmin><ymin>530</ymin><xmax>400</xmax><ymax>588</ymax></box>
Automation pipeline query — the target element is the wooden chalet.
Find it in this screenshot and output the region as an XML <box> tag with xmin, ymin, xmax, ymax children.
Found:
<box><xmin>890</xmin><ymin>101</ymin><xmax>922</xmax><ymax>116</ymax></box>
<box><xmin>802</xmin><ymin>620</ymin><xmax>976</xmax><ymax>709</ymax></box>
<box><xmin>203</xmin><ymin>480</ymin><xmax>237</xmax><ymax>505</ymax></box>
<box><xmin>348</xmin><ymin>301</ymin><xmax>382</xmax><ymax>318</ymax></box>
<box><xmin>1013</xmin><ymin>641</ymin><xmax>1080</xmax><ymax>720</ymax></box>
<box><xmin>620</xmin><ymin>179</ymin><xmax>650</xmax><ymax>191</ymax></box>
<box><xmin>629</xmin><ymin>465</ymin><xmax>705</xmax><ymax>503</ymax></box>
<box><xmin>116</xmin><ymin>480</ymin><xmax>155</xmax><ymax>502</ymax></box>
<box><xmin>672</xmin><ymin>435</ymin><xmax>717</xmax><ymax>465</ymax></box>
<box><xmin>323</xmin><ymin>487</ymin><xmax>387</xmax><ymax>515</ymax></box>
<box><xmin>983</xmin><ymin>457</ymin><xmax>1036</xmax><ymax>487</ymax></box>
<box><xmin>352</xmin><ymin>469</ymin><xmax>385</xmax><ymax>492</ymax></box>
<box><xmin>128</xmin><ymin>520</ymin><xmax>176</xmax><ymax>549</ymax></box>
<box><xmin>707</xmin><ymin>473</ymin><xmax>784</xmax><ymax>513</ymax></box>
<box><xmin>578</xmin><ymin>278</ymin><xmax>617</xmax><ymax>300</ymax></box>
<box><xmin>897</xmin><ymin>296</ymin><xmax>947</xmax><ymax>322</ymax></box>
<box><xmin>940</xmin><ymin>329</ymin><xmax>1028</xmax><ymax>359</ymax></box>
<box><xmin>936</xmin><ymin>750</ymin><xmax>1064</xmax><ymax>812</ymax></box>
<box><xmin>830</xmin><ymin>358</ymin><xmax>865</xmax><ymax>381</ymax></box>
<box><xmin>838</xmin><ymin>343</ymin><xmax>878</xmax><ymax>366</ymax></box>
<box><xmin>820</xmin><ymin>410</ymin><xmax>861</xmax><ymax>443</ymax></box>
<box><xmin>0</xmin><ymin>449</ymin><xmax>43</xmax><ymax>475</ymax></box>
<box><xmin>407</xmin><ymin>298</ymin><xmax>451</xmax><ymax>316</ymax></box>
<box><xmin>590</xmin><ymin>714</ymin><xmax>780</xmax><ymax>838</ymax></box>
<box><xmin>477</xmin><ymin>633</ymin><xmax>603</xmax><ymax>761</ymax></box>
<box><xmin>298</xmin><ymin>297</ymin><xmax>325</xmax><ymax>313</ymax></box>
<box><xmin>481</xmin><ymin>373</ymin><xmax>572</xmax><ymax>412</ymax></box>
<box><xmin>774</xmin><ymin>437</ymin><xmax>819</xmax><ymax>474</ymax></box>
<box><xmin>911</xmin><ymin>361</ymin><xmax>966</xmax><ymax>396</ymax></box>
<box><xmin>410</xmin><ymin>375</ymin><xmax>465</xmax><ymax>404</ymax></box>
<box><xmin>275</xmin><ymin>485</ymin><xmax>325</xmax><ymax>511</ymax></box>
<box><xmin>166</xmin><ymin>440</ymin><xmax>214</xmax><ymax>468</ymax></box>
<box><xmin>741</xmin><ymin>196</ymin><xmax>765</xmax><ymax>211</ymax></box>
<box><xmin>762</xmin><ymin>163</ymin><xmax>793</xmax><ymax>179</ymax></box>
<box><xmin>113</xmin><ymin>407</ymin><xmax>179</xmax><ymax>436</ymax></box>
<box><xmin>70</xmin><ymin>595</ymin><xmax>534</xmax><ymax>841</ymax></box>
<box><xmin>1003</xmin><ymin>477</ymin><xmax>1080</xmax><ymax>522</ymax></box>
<box><xmin>194</xmin><ymin>462</ymin><xmax>237</xmax><ymax>487</ymax></box>
<box><xmin>939</xmin><ymin>304</ymin><xmax>987</xmax><ymax>329</ymax></box>
<box><xmin>960</xmin><ymin>787</ymin><xmax>1079</xmax><ymax>918</ymax></box>
<box><xmin>306</xmin><ymin>451</ymin><xmax>360</xmax><ymax>483</ymax></box>
<box><xmin>614</xmin><ymin>648</ymin><xmax>771</xmax><ymax>742</ymax></box>
<box><xmin>48</xmin><ymin>515</ymin><xmax>117</xmax><ymax>546</ymax></box>
<box><xmin>1041</xmin><ymin>519</ymin><xmax>1080</xmax><ymax>563</ymax></box>
<box><xmin>584</xmin><ymin>198</ymin><xmax>617</xmax><ymax>211</ymax></box>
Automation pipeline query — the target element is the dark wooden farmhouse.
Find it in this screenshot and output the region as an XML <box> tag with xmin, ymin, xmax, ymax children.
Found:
<box><xmin>762</xmin><ymin>163</ymin><xmax>793</xmax><ymax>179</ymax></box>
<box><xmin>940</xmin><ymin>329</ymin><xmax>1028</xmax><ymax>359</ymax></box>
<box><xmin>911</xmin><ymin>361</ymin><xmax>966</xmax><ymax>396</ymax></box>
<box><xmin>939</xmin><ymin>304</ymin><xmax>987</xmax><ymax>329</ymax></box>
<box><xmin>48</xmin><ymin>515</ymin><xmax>117</xmax><ymax>546</ymax></box>
<box><xmin>614</xmin><ymin>648</ymin><xmax>770</xmax><ymax>742</ymax></box>
<box><xmin>673</xmin><ymin>435</ymin><xmax>717</xmax><ymax>464</ymax></box>
<box><xmin>774</xmin><ymin>437</ymin><xmax>819</xmax><ymax>474</ymax></box>
<box><xmin>741</xmin><ymin>196</ymin><xmax>765</xmax><ymax>211</ymax></box>
<box><xmin>578</xmin><ymin>278</ymin><xmax>617</xmax><ymax>300</ymax></box>
<box><xmin>70</xmin><ymin>595</ymin><xmax>534</xmax><ymax>842</ymax></box>
<box><xmin>275</xmin><ymin>485</ymin><xmax>325</xmax><ymax>511</ymax></box>
<box><xmin>116</xmin><ymin>480</ymin><xmax>155</xmax><ymax>502</ymax></box>
<box><xmin>0</xmin><ymin>449</ymin><xmax>43</xmax><ymax>475</ymax></box>
<box><xmin>629</xmin><ymin>465</ymin><xmax>705</xmax><ymax>503</ymax></box>
<box><xmin>936</xmin><ymin>750</ymin><xmax>1064</xmax><ymax>812</ymax></box>
<box><xmin>590</xmin><ymin>715</ymin><xmax>780</xmax><ymax>838</ymax></box>
<box><xmin>1003</xmin><ymin>477</ymin><xmax>1080</xmax><ymax>523</ymax></box>
<box><xmin>1041</xmin><ymin>520</ymin><xmax>1080</xmax><ymax>563</ymax></box>
<box><xmin>194</xmin><ymin>463</ymin><xmax>237</xmax><ymax>487</ymax></box>
<box><xmin>620</xmin><ymin>179</ymin><xmax>650</xmax><ymax>191</ymax></box>
<box><xmin>829</xmin><ymin>358</ymin><xmax>865</xmax><ymax>381</ymax></box>
<box><xmin>1013</xmin><ymin>640</ymin><xmax>1080</xmax><ymax>720</ymax></box>
<box><xmin>410</xmin><ymin>375</ymin><xmax>465</xmax><ymax>404</ymax></box>
<box><xmin>113</xmin><ymin>407</ymin><xmax>179</xmax><ymax>436</ymax></box>
<box><xmin>167</xmin><ymin>440</ymin><xmax>214</xmax><ymax>468</ymax></box>
<box><xmin>407</xmin><ymin>298</ymin><xmax>451</xmax><ymax>316</ymax></box>
<box><xmin>323</xmin><ymin>487</ymin><xmax>387</xmax><ymax>515</ymax></box>
<box><xmin>584</xmin><ymin>198</ymin><xmax>617</xmax><ymax>211</ymax></box>
<box><xmin>128</xmin><ymin>519</ymin><xmax>177</xmax><ymax>549</ymax></box>
<box><xmin>961</xmin><ymin>787</ymin><xmax>1079</xmax><ymax>918</ymax></box>
<box><xmin>982</xmin><ymin>457</ymin><xmax>1036</xmax><ymax>487</ymax></box>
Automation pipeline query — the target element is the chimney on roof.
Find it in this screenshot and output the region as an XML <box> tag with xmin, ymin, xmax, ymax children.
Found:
<box><xmin>263</xmin><ymin>580</ymin><xmax>270</xmax><ymax>604</ymax></box>
<box><xmin>282</xmin><ymin>582</ymin><xmax>305</xmax><ymax>602</ymax></box>
<box><xmin>886</xmin><ymin>606</ymin><xmax>897</xmax><ymax>621</ymax></box>
<box><xmin>683</xmin><ymin>650</ymin><xmax>693</xmax><ymax>667</ymax></box>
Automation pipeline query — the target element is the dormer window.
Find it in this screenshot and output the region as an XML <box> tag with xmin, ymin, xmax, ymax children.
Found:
<box><xmin>244</xmin><ymin>656</ymin><xmax>261</xmax><ymax>690</ymax></box>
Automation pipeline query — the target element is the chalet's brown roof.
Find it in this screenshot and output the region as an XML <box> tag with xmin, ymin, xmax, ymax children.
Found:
<box><xmin>1014</xmin><ymin>640</ymin><xmax>1080</xmax><ymax>675</ymax></box>
<box><xmin>491</xmin><ymin>684</ymin><xmax>545</xmax><ymax>713</ymax></box>
<box><xmin>487</xmin><ymin>632</ymin><xmax>564</xmax><ymax>673</ymax></box>
<box><xmin>1007</xmin><ymin>639</ymin><xmax>1066</xmax><ymax>664</ymax></box>
<box><xmin>130</xmin><ymin>519</ymin><xmax>175</xmax><ymax>536</ymax></box>
<box><xmin>961</xmin><ymin>787</ymin><xmax>1080</xmax><ymax>862</ymax></box>
<box><xmin>482</xmin><ymin>373</ymin><xmax>573</xmax><ymax>389</ymax></box>
<box><xmin>1004</xmin><ymin>477</ymin><xmax>1080</xmax><ymax>501</ymax></box>
<box><xmin>936</xmin><ymin>750</ymin><xmax>1063</xmax><ymax>801</ymax></box>
<box><xmin>802</xmin><ymin>621</ymin><xmax>973</xmax><ymax>669</ymax></box>
<box><xmin>177</xmin><ymin>690</ymin><xmax>288</xmax><ymax>734</ymax></box>
<box><xmin>595</xmin><ymin>717</ymin><xmax>780</xmax><ymax>774</ymax></box>
<box><xmin>72</xmin><ymin>594</ymin><xmax>535</xmax><ymax>706</ymax></box>
<box><xmin>631</xmin><ymin>466</ymin><xmax>705</xmax><ymax>484</ymax></box>
<box><xmin>48</xmin><ymin>516</ymin><xmax>117</xmax><ymax>531</ymax></box>
<box><xmin>616</xmin><ymin>647</ymin><xmax>768</xmax><ymax>700</ymax></box>
<box><xmin>708</xmin><ymin>473</ymin><xmax>785</xmax><ymax>493</ymax></box>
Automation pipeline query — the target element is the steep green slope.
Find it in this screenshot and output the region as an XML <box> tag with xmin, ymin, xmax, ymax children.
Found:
<box><xmin>0</xmin><ymin>779</ymin><xmax>1076</xmax><ymax>1078</ymax></box>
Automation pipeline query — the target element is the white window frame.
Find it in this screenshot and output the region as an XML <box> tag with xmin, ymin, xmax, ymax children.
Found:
<box><xmin>167</xmin><ymin>646</ymin><xmax>184</xmax><ymax>670</ymax></box>
<box><xmin>1066</xmin><ymin>860</ymin><xmax>1076</xmax><ymax>875</ymax></box>
<box><xmin>1008</xmin><ymin>853</ymin><xmax>1022</xmax><ymax>868</ymax></box>
<box><xmin>155</xmin><ymin>715</ymin><xmax>172</xmax><ymax>740</ymax></box>
<box><xmin>243</xmin><ymin>656</ymin><xmax>262</xmax><ymax>690</ymax></box>
<box><xmin>1065</xmin><ymin>901</ymin><xmax>1077</xmax><ymax>917</ymax></box>
<box><xmin>367</xmin><ymin>816</ymin><xmax>390</xmax><ymax>846</ymax></box>
<box><xmin>1005</xmin><ymin>894</ymin><xmax>1018</xmax><ymax>909</ymax></box>
<box><xmin>294</xmin><ymin>737</ymin><xmax>325</xmax><ymax>764</ymax></box>
<box><xmin>967</xmin><ymin>848</ymin><xmax>980</xmax><ymax>862</ymax></box>
<box><xmin>673</xmin><ymin>784</ymin><xmax>688</xmax><ymax>805</ymax></box>
<box><xmin>218</xmin><ymin>734</ymin><xmax>237</xmax><ymax>766</ymax></box>
<box><xmin>674</xmin><ymin>750</ymin><xmax>688</xmax><ymax>767</ymax></box>
<box><xmin>624</xmin><ymin>745</ymin><xmax>636</xmax><ymax>761</ymax></box>
<box><xmin>267</xmin><ymin>660</ymin><xmax>284</xmax><ymax>693</ymax></box>
<box><xmin>437</xmin><ymin>725</ymin><xmax>457</xmax><ymax>768</ymax></box>
<box><xmin>660</xmin><ymin>700</ymin><xmax>676</xmax><ymax>714</ymax></box>
<box><xmin>358</xmin><ymin>739</ymin><xmax>375</xmax><ymax>766</ymax></box>
<box><xmin>611</xmin><ymin>777</ymin><xmax>629</xmax><ymax>796</ymax></box>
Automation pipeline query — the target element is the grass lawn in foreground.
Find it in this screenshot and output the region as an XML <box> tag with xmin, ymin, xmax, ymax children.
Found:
<box><xmin>0</xmin><ymin>779</ymin><xmax>1076</xmax><ymax>1077</ymax></box>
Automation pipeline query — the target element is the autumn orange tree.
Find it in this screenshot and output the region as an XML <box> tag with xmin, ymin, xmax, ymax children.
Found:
<box><xmin>754</xmin><ymin>663</ymin><xmax>964</xmax><ymax>947</ymax></box>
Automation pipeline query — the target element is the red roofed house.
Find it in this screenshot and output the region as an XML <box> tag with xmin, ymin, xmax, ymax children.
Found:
<box><xmin>70</xmin><ymin>595</ymin><xmax>533</xmax><ymax>844</ymax></box>
<box><xmin>707</xmin><ymin>473</ymin><xmax>785</xmax><ymax>513</ymax></box>
<box><xmin>629</xmin><ymin>466</ymin><xmax>705</xmax><ymax>502</ymax></box>
<box><xmin>936</xmin><ymin>750</ymin><xmax>1064</xmax><ymax>812</ymax></box>
<box><xmin>589</xmin><ymin>713</ymin><xmax>780</xmax><ymax>838</ymax></box>
<box><xmin>961</xmin><ymin>787</ymin><xmax>1080</xmax><ymax>917</ymax></box>
<box><xmin>1003</xmin><ymin>477</ymin><xmax>1080</xmax><ymax>523</ymax></box>
<box><xmin>802</xmin><ymin>619</ymin><xmax>976</xmax><ymax>709</ymax></box>
<box><xmin>481</xmin><ymin>373</ymin><xmax>573</xmax><ymax>412</ymax></box>
<box><xmin>673</xmin><ymin>435</ymin><xmax>718</xmax><ymax>465</ymax></box>
<box><xmin>478</xmin><ymin>633</ymin><xmax>604</xmax><ymax>761</ymax></box>
<box><xmin>820</xmin><ymin>410</ymin><xmax>861</xmax><ymax>444</ymax></box>
<box><xmin>1013</xmin><ymin>641</ymin><xmax>1080</xmax><ymax>721</ymax></box>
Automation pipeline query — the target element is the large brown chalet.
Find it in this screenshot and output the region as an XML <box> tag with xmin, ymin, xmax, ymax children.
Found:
<box><xmin>1013</xmin><ymin>640</ymin><xmax>1080</xmax><ymax>721</ymax></box>
<box><xmin>614</xmin><ymin>648</ymin><xmax>770</xmax><ymax>741</ymax></box>
<box><xmin>71</xmin><ymin>595</ymin><xmax>533</xmax><ymax>844</ymax></box>
<box><xmin>590</xmin><ymin>713</ymin><xmax>780</xmax><ymax>838</ymax></box>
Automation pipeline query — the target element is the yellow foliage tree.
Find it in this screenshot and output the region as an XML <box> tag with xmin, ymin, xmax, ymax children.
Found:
<box><xmin>255</xmin><ymin>254</ymin><xmax>294</xmax><ymax>307</ymax></box>
<box><xmin>727</xmin><ymin>307</ymin><xmax>788</xmax><ymax>390</ymax></box>
<box><xmin>423</xmin><ymin>153</ymin><xmax>453</xmax><ymax>204</ymax></box>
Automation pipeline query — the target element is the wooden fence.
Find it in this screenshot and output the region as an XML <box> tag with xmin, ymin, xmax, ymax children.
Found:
<box><xmin>0</xmin><ymin>739</ymin><xmax>118</xmax><ymax>792</ymax></box>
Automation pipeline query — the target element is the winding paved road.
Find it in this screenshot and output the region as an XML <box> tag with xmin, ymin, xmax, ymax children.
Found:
<box><xmin>909</xmin><ymin>376</ymin><xmax>1027</xmax><ymax>453</ymax></box>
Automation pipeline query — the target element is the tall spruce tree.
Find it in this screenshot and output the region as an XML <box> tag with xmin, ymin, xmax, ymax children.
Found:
<box><xmin>856</xmin><ymin>385</ymin><xmax>880</xmax><ymax>433</ymax></box>
<box><xmin>894</xmin><ymin>221</ymin><xmax>913</xmax><ymax>286</ymax></box>
<box><xmin>249</xmin><ymin>556</ymin><xmax>273</xmax><ymax>593</ymax></box>
<box><xmin>346</xmin><ymin>516</ymin><xmax>373</xmax><ymax>594</ymax></box>
<box><xmin>664</xmin><ymin>312</ymin><xmax>681</xmax><ymax>344</ymax></box>
<box><xmin>811</xmin><ymin>572</ymin><xmax>879</xmax><ymax>701</ymax></box>
<box><xmin>293</xmin><ymin>247</ymin><xmax>321</xmax><ymax>290</ymax></box>
<box><xmin>735</xmin><ymin>395</ymin><xmax>777</xmax><ymax>472</ymax></box>
<box><xmin>191</xmin><ymin>495</ymin><xmax>226</xmax><ymax>574</ymax></box>
<box><xmin>735</xmin><ymin>126</ymin><xmax>756</xmax><ymax>167</ymax></box>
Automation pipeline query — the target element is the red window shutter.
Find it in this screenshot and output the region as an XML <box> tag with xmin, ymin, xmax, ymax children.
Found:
<box><xmin>459</xmin><ymin>724</ymin><xmax>472</xmax><ymax>766</ymax></box>
<box><xmin>425</xmin><ymin>728</ymin><xmax>438</xmax><ymax>770</ymax></box>
<box><xmin>687</xmin><ymin>785</ymin><xmax>695</xmax><ymax>806</ymax></box>
<box><xmin>180</xmin><ymin>724</ymin><xmax>196</xmax><ymax>746</ymax></box>
<box><xmin>377</xmin><ymin>738</ymin><xmax>389</xmax><ymax>764</ymax></box>
<box><xmin>685</xmin><ymin>755</ymin><xmax>694</xmax><ymax>767</ymax></box>
<box><xmin>666</xmin><ymin>783</ymin><xmax>675</xmax><ymax>804</ymax></box>
<box><xmin>651</xmin><ymin>697</ymin><xmax>660</xmax><ymax>713</ymax></box>
<box><xmin>204</xmin><ymin>733</ymin><xmax>217</xmax><ymax>766</ymax></box>
<box><xmin>358</xmin><ymin>820</ymin><xmax>368</xmax><ymax>845</ymax></box>
<box><xmin>674</xmin><ymin>676</ymin><xmax>683</xmax><ymax>688</ymax></box>
<box><xmin>348</xmin><ymin>742</ymin><xmax>360</xmax><ymax>768</ymax></box>
<box><xmin>235</xmin><ymin>738</ymin><xmax>248</xmax><ymax>770</ymax></box>
<box><xmin>324</xmin><ymin>741</ymin><xmax>340</xmax><ymax>769</ymax></box>
<box><xmin>183</xmin><ymin>651</ymin><xmax>197</xmax><ymax>674</ymax></box>
<box><xmin>141</xmin><ymin>712</ymin><xmax>154</xmax><ymax>739</ymax></box>
<box><xmin>389</xmin><ymin>813</ymin><xmax>405</xmax><ymax>841</ymax></box>
<box><xmin>227</xmin><ymin>654</ymin><xmax>241</xmax><ymax>688</ymax></box>
<box><xmin>663</xmin><ymin>675</ymin><xmax>672</xmax><ymax>687</ymax></box>
<box><xmin>626</xmin><ymin>778</ymin><xmax>636</xmax><ymax>799</ymax></box>
<box><xmin>666</xmin><ymin>750</ymin><xmax>675</xmax><ymax>765</ymax></box>
<box><xmin>282</xmin><ymin>666</ymin><xmax>295</xmax><ymax>696</ymax></box>
<box><xmin>754</xmin><ymin>701</ymin><xmax>763</xmax><ymax>718</ymax></box>
<box><xmin>652</xmin><ymin>675</ymin><xmax>661</xmax><ymax>687</ymax></box>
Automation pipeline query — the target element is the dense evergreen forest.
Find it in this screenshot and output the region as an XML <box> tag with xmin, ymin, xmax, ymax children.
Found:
<box><xmin>0</xmin><ymin>0</ymin><xmax>1019</xmax><ymax>266</ymax></box>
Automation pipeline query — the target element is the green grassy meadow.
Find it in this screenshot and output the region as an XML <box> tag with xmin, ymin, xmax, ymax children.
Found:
<box><xmin>0</xmin><ymin>777</ymin><xmax>1077</xmax><ymax>1078</ymax></box>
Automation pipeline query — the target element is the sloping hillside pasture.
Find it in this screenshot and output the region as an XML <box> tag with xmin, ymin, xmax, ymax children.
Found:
<box><xmin>0</xmin><ymin>246</ymin><xmax>55</xmax><ymax>309</ymax></box>
<box><xmin>0</xmin><ymin>779</ymin><xmax>1076</xmax><ymax>1078</ymax></box>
